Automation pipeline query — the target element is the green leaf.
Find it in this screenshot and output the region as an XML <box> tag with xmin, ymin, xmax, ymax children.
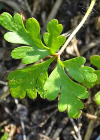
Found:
<box><xmin>82</xmin><ymin>81</ymin><xmax>95</xmax><ymax>88</ymax></box>
<box><xmin>94</xmin><ymin>91</ymin><xmax>100</xmax><ymax>105</ymax></box>
<box><xmin>83</xmin><ymin>55</ymin><xmax>100</xmax><ymax>88</ymax></box>
<box><xmin>11</xmin><ymin>46</ymin><xmax>50</xmax><ymax>64</ymax></box>
<box><xmin>7</xmin><ymin>57</ymin><xmax>55</xmax><ymax>99</ymax></box>
<box><xmin>82</xmin><ymin>70</ymin><xmax>100</xmax><ymax>88</ymax></box>
<box><xmin>1</xmin><ymin>133</ymin><xmax>9</xmax><ymax>140</ymax></box>
<box><xmin>0</xmin><ymin>12</ymin><xmax>55</xmax><ymax>64</ymax></box>
<box><xmin>44</xmin><ymin>59</ymin><xmax>89</xmax><ymax>118</ymax></box>
<box><xmin>0</xmin><ymin>12</ymin><xmax>47</xmax><ymax>49</ymax></box>
<box><xmin>90</xmin><ymin>55</ymin><xmax>100</xmax><ymax>68</ymax></box>
<box><xmin>1</xmin><ymin>12</ymin><xmax>97</xmax><ymax>118</ymax></box>
<box><xmin>43</xmin><ymin>19</ymin><xmax>66</xmax><ymax>53</ymax></box>
<box><xmin>63</xmin><ymin>57</ymin><xmax>97</xmax><ymax>83</ymax></box>
<box><xmin>95</xmin><ymin>70</ymin><xmax>100</xmax><ymax>84</ymax></box>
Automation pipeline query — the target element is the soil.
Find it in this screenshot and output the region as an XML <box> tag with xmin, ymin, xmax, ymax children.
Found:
<box><xmin>0</xmin><ymin>0</ymin><xmax>100</xmax><ymax>140</ymax></box>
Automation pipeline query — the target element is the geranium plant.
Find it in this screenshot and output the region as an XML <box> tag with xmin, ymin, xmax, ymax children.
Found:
<box><xmin>0</xmin><ymin>0</ymin><xmax>97</xmax><ymax>118</ymax></box>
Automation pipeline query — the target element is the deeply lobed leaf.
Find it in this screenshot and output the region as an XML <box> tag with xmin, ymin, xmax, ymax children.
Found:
<box><xmin>0</xmin><ymin>12</ymin><xmax>98</xmax><ymax>118</ymax></box>
<box><xmin>0</xmin><ymin>12</ymin><xmax>46</xmax><ymax>48</ymax></box>
<box><xmin>63</xmin><ymin>57</ymin><xmax>97</xmax><ymax>83</ymax></box>
<box><xmin>0</xmin><ymin>13</ymin><xmax>66</xmax><ymax>64</ymax></box>
<box><xmin>44</xmin><ymin>59</ymin><xmax>89</xmax><ymax>118</ymax></box>
<box><xmin>0</xmin><ymin>12</ymin><xmax>52</xmax><ymax>64</ymax></box>
<box><xmin>7</xmin><ymin>57</ymin><xmax>55</xmax><ymax>99</ymax></box>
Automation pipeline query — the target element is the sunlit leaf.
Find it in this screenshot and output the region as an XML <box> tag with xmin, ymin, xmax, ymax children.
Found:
<box><xmin>7</xmin><ymin>57</ymin><xmax>55</xmax><ymax>99</ymax></box>
<box><xmin>43</xmin><ymin>19</ymin><xmax>66</xmax><ymax>53</ymax></box>
<box><xmin>44</xmin><ymin>59</ymin><xmax>89</xmax><ymax>118</ymax></box>
<box><xmin>63</xmin><ymin>57</ymin><xmax>97</xmax><ymax>83</ymax></box>
<box><xmin>90</xmin><ymin>55</ymin><xmax>100</xmax><ymax>68</ymax></box>
<box><xmin>11</xmin><ymin>46</ymin><xmax>50</xmax><ymax>64</ymax></box>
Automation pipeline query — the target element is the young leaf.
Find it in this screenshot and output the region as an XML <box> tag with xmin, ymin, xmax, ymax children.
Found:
<box><xmin>63</xmin><ymin>57</ymin><xmax>97</xmax><ymax>83</ymax></box>
<box><xmin>7</xmin><ymin>57</ymin><xmax>55</xmax><ymax>99</ymax></box>
<box><xmin>44</xmin><ymin>59</ymin><xmax>89</xmax><ymax>118</ymax></box>
<box><xmin>43</xmin><ymin>19</ymin><xmax>66</xmax><ymax>53</ymax></box>
<box><xmin>90</xmin><ymin>55</ymin><xmax>100</xmax><ymax>67</ymax></box>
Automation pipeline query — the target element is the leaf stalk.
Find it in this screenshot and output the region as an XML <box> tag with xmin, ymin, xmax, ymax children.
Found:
<box><xmin>58</xmin><ymin>0</ymin><xmax>96</xmax><ymax>56</ymax></box>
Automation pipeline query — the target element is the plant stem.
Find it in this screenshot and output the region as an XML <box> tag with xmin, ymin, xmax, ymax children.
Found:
<box><xmin>58</xmin><ymin>0</ymin><xmax>96</xmax><ymax>56</ymax></box>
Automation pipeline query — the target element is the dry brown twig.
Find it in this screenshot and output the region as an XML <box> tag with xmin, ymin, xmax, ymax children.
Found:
<box><xmin>4</xmin><ymin>124</ymin><xmax>16</xmax><ymax>140</ymax></box>
<box><xmin>32</xmin><ymin>0</ymin><xmax>40</xmax><ymax>17</ymax></box>
<box><xmin>52</xmin><ymin>117</ymin><xmax>68</xmax><ymax>140</ymax></box>
<box><xmin>69</xmin><ymin>118</ymin><xmax>82</xmax><ymax>140</ymax></box>
<box><xmin>0</xmin><ymin>119</ymin><xmax>10</xmax><ymax>127</ymax></box>
<box><xmin>41</xmin><ymin>0</ymin><xmax>63</xmax><ymax>36</ymax></box>
<box><xmin>24</xmin><ymin>0</ymin><xmax>32</xmax><ymax>15</ymax></box>
<box><xmin>14</xmin><ymin>99</ymin><xmax>26</xmax><ymax>140</ymax></box>
<box><xmin>0</xmin><ymin>0</ymin><xmax>22</xmax><ymax>13</ymax></box>
<box><xmin>82</xmin><ymin>112</ymin><xmax>100</xmax><ymax>121</ymax></box>
<box><xmin>0</xmin><ymin>81</ymin><xmax>7</xmax><ymax>86</ymax></box>
<box><xmin>0</xmin><ymin>89</ymin><xmax>10</xmax><ymax>102</ymax></box>
<box><xmin>83</xmin><ymin>95</ymin><xmax>97</xmax><ymax>140</ymax></box>
<box><xmin>80</xmin><ymin>37</ymin><xmax>100</xmax><ymax>55</ymax></box>
<box><xmin>84</xmin><ymin>119</ymin><xmax>95</xmax><ymax>140</ymax></box>
<box><xmin>45</xmin><ymin>116</ymin><xmax>56</xmax><ymax>137</ymax></box>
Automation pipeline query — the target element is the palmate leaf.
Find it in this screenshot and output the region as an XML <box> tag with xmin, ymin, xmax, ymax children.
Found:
<box><xmin>44</xmin><ymin>59</ymin><xmax>89</xmax><ymax>118</ymax></box>
<box><xmin>0</xmin><ymin>12</ymin><xmax>97</xmax><ymax>118</ymax></box>
<box><xmin>7</xmin><ymin>57</ymin><xmax>55</xmax><ymax>99</ymax></box>
<box><xmin>44</xmin><ymin>57</ymin><xmax>97</xmax><ymax>118</ymax></box>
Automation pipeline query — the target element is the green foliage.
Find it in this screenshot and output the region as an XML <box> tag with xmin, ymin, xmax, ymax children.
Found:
<box><xmin>90</xmin><ymin>55</ymin><xmax>100</xmax><ymax>68</ymax></box>
<box><xmin>94</xmin><ymin>91</ymin><xmax>100</xmax><ymax>105</ymax></box>
<box><xmin>1</xmin><ymin>133</ymin><xmax>9</xmax><ymax>140</ymax></box>
<box><xmin>90</xmin><ymin>55</ymin><xmax>100</xmax><ymax>86</ymax></box>
<box><xmin>0</xmin><ymin>12</ymin><xmax>45</xmax><ymax>48</ymax></box>
<box><xmin>0</xmin><ymin>12</ymin><xmax>51</xmax><ymax>64</ymax></box>
<box><xmin>63</xmin><ymin>57</ymin><xmax>97</xmax><ymax>83</ymax></box>
<box><xmin>7</xmin><ymin>57</ymin><xmax>55</xmax><ymax>99</ymax></box>
<box><xmin>43</xmin><ymin>19</ymin><xmax>66</xmax><ymax>53</ymax></box>
<box><xmin>44</xmin><ymin>59</ymin><xmax>89</xmax><ymax>118</ymax></box>
<box><xmin>0</xmin><ymin>12</ymin><xmax>97</xmax><ymax>118</ymax></box>
<box><xmin>89</xmin><ymin>55</ymin><xmax>100</xmax><ymax>106</ymax></box>
<box><xmin>44</xmin><ymin>57</ymin><xmax>97</xmax><ymax>118</ymax></box>
<box><xmin>11</xmin><ymin>46</ymin><xmax>50</xmax><ymax>64</ymax></box>
<box><xmin>82</xmin><ymin>55</ymin><xmax>100</xmax><ymax>88</ymax></box>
